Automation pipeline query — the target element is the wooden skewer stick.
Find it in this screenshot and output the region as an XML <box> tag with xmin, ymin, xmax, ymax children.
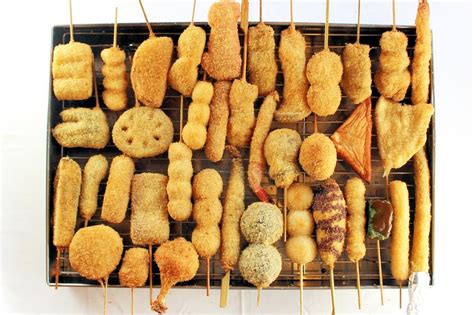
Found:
<box><xmin>98</xmin><ymin>277</ymin><xmax>108</xmax><ymax>315</ymax></box>
<box><xmin>257</xmin><ymin>287</ymin><xmax>262</xmax><ymax>306</ymax></box>
<box><xmin>149</xmin><ymin>245</ymin><xmax>153</xmax><ymax>305</ymax></box>
<box><xmin>240</xmin><ymin>0</ymin><xmax>249</xmax><ymax>82</ymax></box>
<box><xmin>220</xmin><ymin>271</ymin><xmax>231</xmax><ymax>307</ymax></box>
<box><xmin>314</xmin><ymin>114</ymin><xmax>318</xmax><ymax>133</ymax></box>
<box><xmin>392</xmin><ymin>0</ymin><xmax>397</xmax><ymax>31</ymax></box>
<box><xmin>283</xmin><ymin>187</ymin><xmax>288</xmax><ymax>242</ymax></box>
<box><xmin>131</xmin><ymin>287</ymin><xmax>135</xmax><ymax>315</ymax></box>
<box><xmin>259</xmin><ymin>0</ymin><xmax>263</xmax><ymax>23</ymax></box>
<box><xmin>356</xmin><ymin>0</ymin><xmax>361</xmax><ymax>44</ymax></box>
<box><xmin>324</xmin><ymin>0</ymin><xmax>330</xmax><ymax>50</ymax></box>
<box><xmin>113</xmin><ymin>7</ymin><xmax>118</xmax><ymax>48</ymax></box>
<box><xmin>206</xmin><ymin>257</ymin><xmax>211</xmax><ymax>296</ymax></box>
<box><xmin>191</xmin><ymin>0</ymin><xmax>197</xmax><ymax>25</ymax></box>
<box><xmin>93</xmin><ymin>66</ymin><xmax>100</xmax><ymax>109</ymax></box>
<box><xmin>84</xmin><ymin>219</ymin><xmax>88</xmax><ymax>227</ymax></box>
<box><xmin>355</xmin><ymin>260</ymin><xmax>362</xmax><ymax>309</ymax></box>
<box><xmin>376</xmin><ymin>240</ymin><xmax>384</xmax><ymax>305</ymax></box>
<box><xmin>138</xmin><ymin>0</ymin><xmax>155</xmax><ymax>37</ymax></box>
<box><xmin>399</xmin><ymin>281</ymin><xmax>402</xmax><ymax>309</ymax></box>
<box><xmin>55</xmin><ymin>247</ymin><xmax>62</xmax><ymax>289</ymax></box>
<box><xmin>69</xmin><ymin>0</ymin><xmax>75</xmax><ymax>42</ymax></box>
<box><xmin>329</xmin><ymin>268</ymin><xmax>336</xmax><ymax>315</ymax></box>
<box><xmin>179</xmin><ymin>95</ymin><xmax>184</xmax><ymax>143</ymax></box>
<box><xmin>299</xmin><ymin>264</ymin><xmax>304</xmax><ymax>315</ymax></box>
<box><xmin>290</xmin><ymin>0</ymin><xmax>294</xmax><ymax>27</ymax></box>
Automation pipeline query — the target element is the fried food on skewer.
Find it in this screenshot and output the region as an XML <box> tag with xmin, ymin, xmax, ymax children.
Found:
<box><xmin>119</xmin><ymin>247</ymin><xmax>150</xmax><ymax>288</ymax></box>
<box><xmin>299</xmin><ymin>133</ymin><xmax>337</xmax><ymax>181</ymax></box>
<box><xmin>152</xmin><ymin>237</ymin><xmax>199</xmax><ymax>313</ymax></box>
<box><xmin>79</xmin><ymin>154</ymin><xmax>108</xmax><ymax>224</ymax></box>
<box><xmin>248</xmin><ymin>92</ymin><xmax>279</xmax><ymax>202</ymax></box>
<box><xmin>167</xmin><ymin>142</ymin><xmax>193</xmax><ymax>221</ymax></box>
<box><xmin>412</xmin><ymin>1</ymin><xmax>431</xmax><ymax>105</ymax></box>
<box><xmin>341</xmin><ymin>43</ymin><xmax>372</xmax><ymax>105</ymax></box>
<box><xmin>101</xmin><ymin>155</ymin><xmax>135</xmax><ymax>224</ymax></box>
<box><xmin>228</xmin><ymin>79</ymin><xmax>258</xmax><ymax>148</ymax></box>
<box><xmin>201</xmin><ymin>0</ymin><xmax>241</xmax><ymax>81</ymax></box>
<box><xmin>240</xmin><ymin>202</ymin><xmax>283</xmax><ymax>245</ymax></box>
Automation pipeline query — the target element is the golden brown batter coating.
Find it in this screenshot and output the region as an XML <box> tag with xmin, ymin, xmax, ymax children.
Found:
<box><xmin>287</xmin><ymin>182</ymin><xmax>314</xmax><ymax>212</ymax></box>
<box><xmin>101</xmin><ymin>155</ymin><xmax>135</xmax><ymax>224</ymax></box>
<box><xmin>52</xmin><ymin>41</ymin><xmax>93</xmax><ymax>101</ymax></box>
<box><xmin>167</xmin><ymin>142</ymin><xmax>193</xmax><ymax>221</ymax></box>
<box><xmin>131</xmin><ymin>36</ymin><xmax>173</xmax><ymax>108</ymax></box>
<box><xmin>79</xmin><ymin>154</ymin><xmax>108</xmax><ymax>222</ymax></box>
<box><xmin>53</xmin><ymin>157</ymin><xmax>82</xmax><ymax>248</ymax></box>
<box><xmin>287</xmin><ymin>211</ymin><xmax>314</xmax><ymax>237</ymax></box>
<box><xmin>239</xmin><ymin>243</ymin><xmax>282</xmax><ymax>288</ymax></box>
<box><xmin>285</xmin><ymin>236</ymin><xmax>317</xmax><ymax>265</ymax></box>
<box><xmin>130</xmin><ymin>173</ymin><xmax>169</xmax><ymax>246</ymax></box>
<box><xmin>344</xmin><ymin>177</ymin><xmax>366</xmax><ymax>263</ymax></box>
<box><xmin>240</xmin><ymin>202</ymin><xmax>283</xmax><ymax>245</ymax></box>
<box><xmin>101</xmin><ymin>47</ymin><xmax>128</xmax><ymax>110</ymax></box>
<box><xmin>299</xmin><ymin>133</ymin><xmax>337</xmax><ymax>181</ymax></box>
<box><xmin>119</xmin><ymin>247</ymin><xmax>149</xmax><ymax>288</ymax></box>
<box><xmin>341</xmin><ymin>43</ymin><xmax>372</xmax><ymax>105</ymax></box>
<box><xmin>52</xmin><ymin>107</ymin><xmax>110</xmax><ymax>149</ymax></box>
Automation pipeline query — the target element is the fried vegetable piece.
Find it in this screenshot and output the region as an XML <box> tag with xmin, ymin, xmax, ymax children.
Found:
<box><xmin>79</xmin><ymin>154</ymin><xmax>108</xmax><ymax>222</ymax></box>
<box><xmin>344</xmin><ymin>177</ymin><xmax>367</xmax><ymax>263</ymax></box>
<box><xmin>331</xmin><ymin>98</ymin><xmax>372</xmax><ymax>182</ymax></box>
<box><xmin>375</xmin><ymin>96</ymin><xmax>434</xmax><ymax>176</ymax></box>
<box><xmin>131</xmin><ymin>36</ymin><xmax>173</xmax><ymax>108</ymax></box>
<box><xmin>274</xmin><ymin>26</ymin><xmax>311</xmax><ymax>122</ymax></box>
<box><xmin>240</xmin><ymin>202</ymin><xmax>283</xmax><ymax>245</ymax></box>
<box><xmin>239</xmin><ymin>243</ymin><xmax>282</xmax><ymax>289</ymax></box>
<box><xmin>167</xmin><ymin>142</ymin><xmax>193</xmax><ymax>221</ymax></box>
<box><xmin>201</xmin><ymin>0</ymin><xmax>241</xmax><ymax>80</ymax></box>
<box><xmin>101</xmin><ymin>47</ymin><xmax>128</xmax><ymax>110</ymax></box>
<box><xmin>119</xmin><ymin>247</ymin><xmax>149</xmax><ymax>288</ymax></box>
<box><xmin>101</xmin><ymin>155</ymin><xmax>135</xmax><ymax>224</ymax></box>
<box><xmin>69</xmin><ymin>224</ymin><xmax>123</xmax><ymax>280</ymax></box>
<box><xmin>168</xmin><ymin>25</ymin><xmax>207</xmax><ymax>96</ymax></box>
<box><xmin>53</xmin><ymin>157</ymin><xmax>82</xmax><ymax>248</ymax></box>
<box><xmin>248</xmin><ymin>22</ymin><xmax>277</xmax><ymax>96</ymax></box>
<box><xmin>248</xmin><ymin>91</ymin><xmax>278</xmax><ymax>202</ymax></box>
<box><xmin>367</xmin><ymin>200</ymin><xmax>393</xmax><ymax>241</ymax></box>
<box><xmin>374</xmin><ymin>31</ymin><xmax>411</xmax><ymax>102</ymax></box>
<box><xmin>221</xmin><ymin>158</ymin><xmax>245</xmax><ymax>272</ymax></box>
<box><xmin>205</xmin><ymin>81</ymin><xmax>231</xmax><ymax>162</ymax></box>
<box><xmin>52</xmin><ymin>41</ymin><xmax>93</xmax><ymax>101</ymax></box>
<box><xmin>152</xmin><ymin>237</ymin><xmax>199</xmax><ymax>313</ymax></box>
<box><xmin>52</xmin><ymin>107</ymin><xmax>110</xmax><ymax>149</ymax></box>
<box><xmin>341</xmin><ymin>43</ymin><xmax>372</xmax><ymax>105</ymax></box>
<box><xmin>299</xmin><ymin>133</ymin><xmax>337</xmax><ymax>181</ymax></box>
<box><xmin>131</xmin><ymin>173</ymin><xmax>169</xmax><ymax>246</ymax></box>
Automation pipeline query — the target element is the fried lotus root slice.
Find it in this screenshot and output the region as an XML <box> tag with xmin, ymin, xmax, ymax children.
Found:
<box><xmin>112</xmin><ymin>107</ymin><xmax>174</xmax><ymax>158</ymax></box>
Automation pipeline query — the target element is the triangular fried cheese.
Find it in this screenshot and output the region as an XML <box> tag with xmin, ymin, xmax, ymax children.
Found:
<box><xmin>375</xmin><ymin>96</ymin><xmax>434</xmax><ymax>177</ymax></box>
<box><xmin>331</xmin><ymin>98</ymin><xmax>372</xmax><ymax>183</ymax></box>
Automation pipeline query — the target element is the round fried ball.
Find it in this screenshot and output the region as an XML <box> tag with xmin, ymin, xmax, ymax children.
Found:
<box><xmin>167</xmin><ymin>199</ymin><xmax>193</xmax><ymax>222</ymax></box>
<box><xmin>287</xmin><ymin>210</ymin><xmax>315</xmax><ymax>237</ymax></box>
<box><xmin>193</xmin><ymin>198</ymin><xmax>223</xmax><ymax>225</ymax></box>
<box><xmin>307</xmin><ymin>84</ymin><xmax>342</xmax><ymax>117</ymax></box>
<box><xmin>306</xmin><ymin>50</ymin><xmax>343</xmax><ymax>85</ymax></box>
<box><xmin>182</xmin><ymin>124</ymin><xmax>207</xmax><ymax>150</ymax></box>
<box><xmin>192</xmin><ymin>81</ymin><xmax>214</xmax><ymax>104</ymax></box>
<box><xmin>299</xmin><ymin>133</ymin><xmax>337</xmax><ymax>180</ymax></box>
<box><xmin>119</xmin><ymin>247</ymin><xmax>149</xmax><ymax>288</ymax></box>
<box><xmin>239</xmin><ymin>243</ymin><xmax>282</xmax><ymax>288</ymax></box>
<box><xmin>69</xmin><ymin>224</ymin><xmax>123</xmax><ymax>280</ymax></box>
<box><xmin>191</xmin><ymin>225</ymin><xmax>221</xmax><ymax>258</ymax></box>
<box><xmin>380</xmin><ymin>30</ymin><xmax>408</xmax><ymax>53</ymax></box>
<box><xmin>240</xmin><ymin>202</ymin><xmax>283</xmax><ymax>245</ymax></box>
<box><xmin>168</xmin><ymin>160</ymin><xmax>193</xmax><ymax>179</ymax></box>
<box><xmin>168</xmin><ymin>142</ymin><xmax>192</xmax><ymax>160</ymax></box>
<box><xmin>285</xmin><ymin>235</ymin><xmax>317</xmax><ymax>264</ymax></box>
<box><xmin>287</xmin><ymin>183</ymin><xmax>314</xmax><ymax>211</ymax></box>
<box><xmin>192</xmin><ymin>168</ymin><xmax>223</xmax><ymax>199</ymax></box>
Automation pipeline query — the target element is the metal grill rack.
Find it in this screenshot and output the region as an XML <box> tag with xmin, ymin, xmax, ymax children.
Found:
<box><xmin>47</xmin><ymin>22</ymin><xmax>434</xmax><ymax>289</ymax></box>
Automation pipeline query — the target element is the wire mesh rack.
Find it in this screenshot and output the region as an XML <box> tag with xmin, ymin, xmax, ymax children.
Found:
<box><xmin>47</xmin><ymin>22</ymin><xmax>434</xmax><ymax>289</ymax></box>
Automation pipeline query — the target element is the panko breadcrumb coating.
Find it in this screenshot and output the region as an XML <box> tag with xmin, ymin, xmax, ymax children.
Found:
<box><xmin>192</xmin><ymin>225</ymin><xmax>221</xmax><ymax>258</ymax></box>
<box><xmin>131</xmin><ymin>173</ymin><xmax>169</xmax><ymax>246</ymax></box>
<box><xmin>119</xmin><ymin>247</ymin><xmax>149</xmax><ymax>288</ymax></box>
<box><xmin>240</xmin><ymin>202</ymin><xmax>283</xmax><ymax>245</ymax></box>
<box><xmin>239</xmin><ymin>243</ymin><xmax>282</xmax><ymax>288</ymax></box>
<box><xmin>299</xmin><ymin>133</ymin><xmax>337</xmax><ymax>180</ymax></box>
<box><xmin>131</xmin><ymin>36</ymin><xmax>173</xmax><ymax>108</ymax></box>
<box><xmin>287</xmin><ymin>211</ymin><xmax>314</xmax><ymax>237</ymax></box>
<box><xmin>101</xmin><ymin>155</ymin><xmax>135</xmax><ymax>224</ymax></box>
<box><xmin>52</xmin><ymin>107</ymin><xmax>110</xmax><ymax>149</ymax></box>
<box><xmin>53</xmin><ymin>157</ymin><xmax>82</xmax><ymax>248</ymax></box>
<box><xmin>201</xmin><ymin>0</ymin><xmax>241</xmax><ymax>80</ymax></box>
<box><xmin>101</xmin><ymin>47</ymin><xmax>128</xmax><ymax>110</ymax></box>
<box><xmin>248</xmin><ymin>22</ymin><xmax>277</xmax><ymax>96</ymax></box>
<box><xmin>341</xmin><ymin>43</ymin><xmax>372</xmax><ymax>105</ymax></box>
<box><xmin>287</xmin><ymin>182</ymin><xmax>314</xmax><ymax>212</ymax></box>
<box><xmin>168</xmin><ymin>25</ymin><xmax>206</xmax><ymax>96</ymax></box>
<box><xmin>52</xmin><ymin>41</ymin><xmax>93</xmax><ymax>101</ymax></box>
<box><xmin>167</xmin><ymin>142</ymin><xmax>193</xmax><ymax>221</ymax></box>
<box><xmin>69</xmin><ymin>224</ymin><xmax>123</xmax><ymax>280</ymax></box>
<box><xmin>79</xmin><ymin>154</ymin><xmax>108</xmax><ymax>222</ymax></box>
<box><xmin>285</xmin><ymin>236</ymin><xmax>317</xmax><ymax>265</ymax></box>
<box><xmin>344</xmin><ymin>177</ymin><xmax>367</xmax><ymax>263</ymax></box>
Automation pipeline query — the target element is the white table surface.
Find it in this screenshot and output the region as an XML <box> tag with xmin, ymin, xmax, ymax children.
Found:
<box><xmin>0</xmin><ymin>0</ymin><xmax>473</xmax><ymax>314</ymax></box>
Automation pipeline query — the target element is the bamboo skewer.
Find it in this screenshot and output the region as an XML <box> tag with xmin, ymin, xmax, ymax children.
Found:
<box><xmin>257</xmin><ymin>287</ymin><xmax>262</xmax><ymax>306</ymax></box>
<box><xmin>219</xmin><ymin>271</ymin><xmax>231</xmax><ymax>307</ymax></box>
<box><xmin>376</xmin><ymin>240</ymin><xmax>384</xmax><ymax>305</ymax></box>
<box><xmin>299</xmin><ymin>264</ymin><xmax>304</xmax><ymax>315</ymax></box>
<box><xmin>399</xmin><ymin>281</ymin><xmax>402</xmax><ymax>309</ymax></box>
<box><xmin>355</xmin><ymin>260</ymin><xmax>362</xmax><ymax>309</ymax></box>
<box><xmin>191</xmin><ymin>0</ymin><xmax>197</xmax><ymax>26</ymax></box>
<box><xmin>392</xmin><ymin>0</ymin><xmax>397</xmax><ymax>31</ymax></box>
<box><xmin>283</xmin><ymin>187</ymin><xmax>288</xmax><ymax>242</ymax></box>
<box><xmin>68</xmin><ymin>0</ymin><xmax>74</xmax><ymax>42</ymax></box>
<box><xmin>356</xmin><ymin>0</ymin><xmax>361</xmax><ymax>44</ymax></box>
<box><xmin>98</xmin><ymin>277</ymin><xmax>108</xmax><ymax>315</ymax></box>
<box><xmin>324</xmin><ymin>0</ymin><xmax>330</xmax><ymax>50</ymax></box>
<box><xmin>55</xmin><ymin>247</ymin><xmax>62</xmax><ymax>289</ymax></box>
<box><xmin>131</xmin><ymin>287</ymin><xmax>135</xmax><ymax>315</ymax></box>
<box><xmin>179</xmin><ymin>95</ymin><xmax>184</xmax><ymax>143</ymax></box>
<box><xmin>330</xmin><ymin>268</ymin><xmax>336</xmax><ymax>315</ymax></box>
<box><xmin>240</xmin><ymin>0</ymin><xmax>249</xmax><ymax>82</ymax></box>
<box><xmin>113</xmin><ymin>7</ymin><xmax>118</xmax><ymax>48</ymax></box>
<box><xmin>138</xmin><ymin>0</ymin><xmax>155</xmax><ymax>37</ymax></box>
<box><xmin>259</xmin><ymin>0</ymin><xmax>263</xmax><ymax>23</ymax></box>
<box><xmin>149</xmin><ymin>245</ymin><xmax>153</xmax><ymax>305</ymax></box>
<box><xmin>290</xmin><ymin>0</ymin><xmax>294</xmax><ymax>27</ymax></box>
<box><xmin>206</xmin><ymin>257</ymin><xmax>211</xmax><ymax>296</ymax></box>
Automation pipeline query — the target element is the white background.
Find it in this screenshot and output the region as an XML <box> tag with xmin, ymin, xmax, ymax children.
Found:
<box><xmin>0</xmin><ymin>0</ymin><xmax>473</xmax><ymax>314</ymax></box>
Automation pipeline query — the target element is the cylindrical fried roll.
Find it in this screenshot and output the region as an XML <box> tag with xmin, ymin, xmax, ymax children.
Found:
<box><xmin>53</xmin><ymin>157</ymin><xmax>82</xmax><ymax>248</ymax></box>
<box><xmin>119</xmin><ymin>247</ymin><xmax>149</xmax><ymax>288</ymax></box>
<box><xmin>101</xmin><ymin>155</ymin><xmax>135</xmax><ymax>224</ymax></box>
<box><xmin>344</xmin><ymin>177</ymin><xmax>367</xmax><ymax>263</ymax></box>
<box><xmin>167</xmin><ymin>142</ymin><xmax>193</xmax><ymax>221</ymax></box>
<box><xmin>389</xmin><ymin>180</ymin><xmax>410</xmax><ymax>282</ymax></box>
<box><xmin>131</xmin><ymin>173</ymin><xmax>169</xmax><ymax>245</ymax></box>
<box><xmin>79</xmin><ymin>154</ymin><xmax>108</xmax><ymax>222</ymax></box>
<box><xmin>341</xmin><ymin>43</ymin><xmax>372</xmax><ymax>105</ymax></box>
<box><xmin>101</xmin><ymin>47</ymin><xmax>128</xmax><ymax>110</ymax></box>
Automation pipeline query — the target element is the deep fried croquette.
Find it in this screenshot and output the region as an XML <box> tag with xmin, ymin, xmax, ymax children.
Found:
<box><xmin>287</xmin><ymin>210</ymin><xmax>314</xmax><ymax>237</ymax></box>
<box><xmin>299</xmin><ymin>133</ymin><xmax>337</xmax><ymax>180</ymax></box>
<box><xmin>240</xmin><ymin>202</ymin><xmax>283</xmax><ymax>245</ymax></box>
<box><xmin>191</xmin><ymin>225</ymin><xmax>221</xmax><ymax>258</ymax></box>
<box><xmin>285</xmin><ymin>236</ymin><xmax>317</xmax><ymax>265</ymax></box>
<box><xmin>79</xmin><ymin>154</ymin><xmax>108</xmax><ymax>222</ymax></box>
<box><xmin>341</xmin><ymin>43</ymin><xmax>372</xmax><ymax>105</ymax></box>
<box><xmin>239</xmin><ymin>243</ymin><xmax>282</xmax><ymax>288</ymax></box>
<box><xmin>119</xmin><ymin>247</ymin><xmax>149</xmax><ymax>288</ymax></box>
<box><xmin>101</xmin><ymin>47</ymin><xmax>128</xmax><ymax>110</ymax></box>
<box><xmin>344</xmin><ymin>177</ymin><xmax>367</xmax><ymax>263</ymax></box>
<box><xmin>287</xmin><ymin>182</ymin><xmax>314</xmax><ymax>212</ymax></box>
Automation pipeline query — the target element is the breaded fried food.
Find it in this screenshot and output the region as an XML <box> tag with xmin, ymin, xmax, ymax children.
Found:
<box><xmin>119</xmin><ymin>247</ymin><xmax>149</xmax><ymax>288</ymax></box>
<box><xmin>344</xmin><ymin>177</ymin><xmax>366</xmax><ymax>263</ymax></box>
<box><xmin>239</xmin><ymin>243</ymin><xmax>282</xmax><ymax>289</ymax></box>
<box><xmin>182</xmin><ymin>81</ymin><xmax>214</xmax><ymax>150</ymax></box>
<box><xmin>287</xmin><ymin>210</ymin><xmax>314</xmax><ymax>237</ymax></box>
<box><xmin>167</xmin><ymin>142</ymin><xmax>193</xmax><ymax>221</ymax></box>
<box><xmin>201</xmin><ymin>0</ymin><xmax>241</xmax><ymax>81</ymax></box>
<box><xmin>306</xmin><ymin>49</ymin><xmax>343</xmax><ymax>116</ymax></box>
<box><xmin>112</xmin><ymin>107</ymin><xmax>174</xmax><ymax>158</ymax></box>
<box><xmin>221</xmin><ymin>158</ymin><xmax>245</xmax><ymax>272</ymax></box>
<box><xmin>101</xmin><ymin>47</ymin><xmax>128</xmax><ymax>111</ymax></box>
<box><xmin>69</xmin><ymin>224</ymin><xmax>123</xmax><ymax>280</ymax></box>
<box><xmin>152</xmin><ymin>237</ymin><xmax>199</xmax><ymax>313</ymax></box>
<box><xmin>375</xmin><ymin>97</ymin><xmax>434</xmax><ymax>176</ymax></box>
<box><xmin>411</xmin><ymin>1</ymin><xmax>432</xmax><ymax>105</ymax></box>
<box><xmin>168</xmin><ymin>25</ymin><xmax>206</xmax><ymax>96</ymax></box>
<box><xmin>52</xmin><ymin>107</ymin><xmax>110</xmax><ymax>149</ymax></box>
<box><xmin>240</xmin><ymin>202</ymin><xmax>283</xmax><ymax>245</ymax></box>
<box><xmin>205</xmin><ymin>81</ymin><xmax>231</xmax><ymax>162</ymax></box>
<box><xmin>299</xmin><ymin>133</ymin><xmax>337</xmax><ymax>181</ymax></box>
<box><xmin>274</xmin><ymin>26</ymin><xmax>311</xmax><ymax>122</ymax></box>
<box><xmin>264</xmin><ymin>128</ymin><xmax>302</xmax><ymax>188</ymax></box>
<box><xmin>248</xmin><ymin>91</ymin><xmax>279</xmax><ymax>202</ymax></box>
<box><xmin>53</xmin><ymin>157</ymin><xmax>82</xmax><ymax>248</ymax></box>
<box><xmin>52</xmin><ymin>41</ymin><xmax>93</xmax><ymax>101</ymax></box>
<box><xmin>79</xmin><ymin>154</ymin><xmax>108</xmax><ymax>222</ymax></box>
<box><xmin>227</xmin><ymin>79</ymin><xmax>258</xmax><ymax>148</ymax></box>
<box><xmin>248</xmin><ymin>22</ymin><xmax>277</xmax><ymax>96</ymax></box>
<box><xmin>131</xmin><ymin>36</ymin><xmax>173</xmax><ymax>108</ymax></box>
<box><xmin>287</xmin><ymin>182</ymin><xmax>314</xmax><ymax>212</ymax></box>
<box><xmin>341</xmin><ymin>43</ymin><xmax>372</xmax><ymax>105</ymax></box>
<box><xmin>374</xmin><ymin>31</ymin><xmax>411</xmax><ymax>102</ymax></box>
<box><xmin>389</xmin><ymin>180</ymin><xmax>410</xmax><ymax>282</ymax></box>
<box><xmin>131</xmin><ymin>173</ymin><xmax>169</xmax><ymax>246</ymax></box>
<box><xmin>285</xmin><ymin>236</ymin><xmax>317</xmax><ymax>265</ymax></box>
<box><xmin>101</xmin><ymin>155</ymin><xmax>135</xmax><ymax>224</ymax></box>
